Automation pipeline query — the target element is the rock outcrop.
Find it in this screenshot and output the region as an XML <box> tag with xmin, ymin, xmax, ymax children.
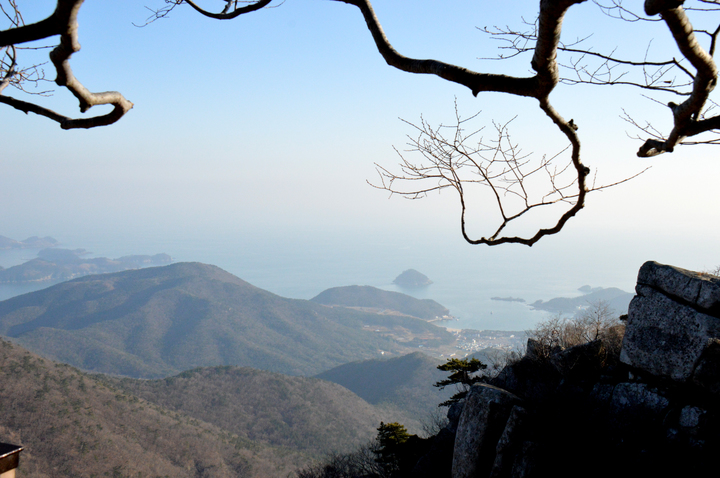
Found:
<box><xmin>620</xmin><ymin>261</ymin><xmax>720</xmax><ymax>385</ymax></box>
<box><xmin>416</xmin><ymin>261</ymin><xmax>719</xmax><ymax>478</ymax></box>
<box><xmin>452</xmin><ymin>385</ymin><xmax>522</xmax><ymax>478</ymax></box>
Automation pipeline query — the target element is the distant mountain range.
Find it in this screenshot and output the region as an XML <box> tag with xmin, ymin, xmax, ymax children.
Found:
<box><xmin>0</xmin><ymin>235</ymin><xmax>58</xmax><ymax>250</ymax></box>
<box><xmin>311</xmin><ymin>285</ymin><xmax>451</xmax><ymax>320</ymax></box>
<box><xmin>0</xmin><ymin>247</ymin><xmax>171</xmax><ymax>284</ymax></box>
<box><xmin>0</xmin><ymin>262</ymin><xmax>455</xmax><ymax>378</ymax></box>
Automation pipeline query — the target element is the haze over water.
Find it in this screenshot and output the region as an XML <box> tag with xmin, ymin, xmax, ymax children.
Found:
<box><xmin>0</xmin><ymin>224</ymin><xmax>666</xmax><ymax>332</ymax></box>
<box><xmin>3</xmin><ymin>2</ymin><xmax>720</xmax><ymax>336</ymax></box>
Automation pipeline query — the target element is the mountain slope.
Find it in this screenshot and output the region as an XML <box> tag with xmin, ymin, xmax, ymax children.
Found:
<box><xmin>0</xmin><ymin>338</ymin><xmax>430</xmax><ymax>477</ymax></box>
<box><xmin>0</xmin><ymin>339</ymin><xmax>302</xmax><ymax>478</ymax></box>
<box><xmin>315</xmin><ymin>352</ymin><xmax>454</xmax><ymax>420</ymax></box>
<box><xmin>105</xmin><ymin>366</ymin><xmax>408</xmax><ymax>457</ymax></box>
<box><xmin>311</xmin><ymin>285</ymin><xmax>450</xmax><ymax>320</ymax></box>
<box><xmin>0</xmin><ymin>262</ymin><xmax>454</xmax><ymax>378</ymax></box>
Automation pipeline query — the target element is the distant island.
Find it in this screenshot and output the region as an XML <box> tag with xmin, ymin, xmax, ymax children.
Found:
<box><xmin>490</xmin><ymin>296</ymin><xmax>526</xmax><ymax>303</ymax></box>
<box><xmin>393</xmin><ymin>269</ymin><xmax>432</xmax><ymax>288</ymax></box>
<box><xmin>530</xmin><ymin>286</ymin><xmax>634</xmax><ymax>316</ymax></box>
<box><xmin>0</xmin><ymin>235</ymin><xmax>59</xmax><ymax>250</ymax></box>
<box><xmin>578</xmin><ymin>285</ymin><xmax>604</xmax><ymax>294</ymax></box>
<box><xmin>0</xmin><ymin>247</ymin><xmax>171</xmax><ymax>284</ymax></box>
<box><xmin>311</xmin><ymin>285</ymin><xmax>451</xmax><ymax>321</ymax></box>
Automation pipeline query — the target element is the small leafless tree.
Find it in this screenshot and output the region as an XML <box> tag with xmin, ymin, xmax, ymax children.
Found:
<box><xmin>419</xmin><ymin>408</ymin><xmax>449</xmax><ymax>438</ymax></box>
<box><xmin>527</xmin><ymin>300</ymin><xmax>625</xmax><ymax>361</ymax></box>
<box><xmin>481</xmin><ymin>346</ymin><xmax>524</xmax><ymax>379</ymax></box>
<box><xmin>371</xmin><ymin>106</ymin><xmax>645</xmax><ymax>245</ymax></box>
<box><xmin>294</xmin><ymin>440</ymin><xmax>384</xmax><ymax>478</ymax></box>
<box><xmin>2</xmin><ymin>0</ymin><xmax>719</xmax><ymax>245</ymax></box>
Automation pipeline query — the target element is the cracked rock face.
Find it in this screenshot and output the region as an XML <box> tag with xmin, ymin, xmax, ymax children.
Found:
<box><xmin>636</xmin><ymin>261</ymin><xmax>720</xmax><ymax>315</ymax></box>
<box><xmin>452</xmin><ymin>385</ymin><xmax>522</xmax><ymax>478</ymax></box>
<box><xmin>620</xmin><ymin>261</ymin><xmax>720</xmax><ymax>382</ymax></box>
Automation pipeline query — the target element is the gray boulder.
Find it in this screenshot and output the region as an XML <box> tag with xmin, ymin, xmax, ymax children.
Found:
<box><xmin>489</xmin><ymin>405</ymin><xmax>528</xmax><ymax>478</ymax></box>
<box><xmin>447</xmin><ymin>400</ymin><xmax>465</xmax><ymax>432</ymax></box>
<box><xmin>491</xmin><ymin>354</ymin><xmax>560</xmax><ymax>404</ymax></box>
<box><xmin>692</xmin><ymin>338</ymin><xmax>720</xmax><ymax>396</ymax></box>
<box><xmin>452</xmin><ymin>384</ymin><xmax>522</xmax><ymax>478</ymax></box>
<box><xmin>441</xmin><ymin>262</ymin><xmax>720</xmax><ymax>478</ymax></box>
<box><xmin>610</xmin><ymin>382</ymin><xmax>670</xmax><ymax>425</ymax></box>
<box><xmin>549</xmin><ymin>339</ymin><xmax>603</xmax><ymax>380</ymax></box>
<box><xmin>620</xmin><ymin>261</ymin><xmax>720</xmax><ymax>381</ymax></box>
<box><xmin>678</xmin><ymin>405</ymin><xmax>706</xmax><ymax>429</ymax></box>
<box><xmin>636</xmin><ymin>261</ymin><xmax>720</xmax><ymax>315</ymax></box>
<box><xmin>509</xmin><ymin>442</ymin><xmax>539</xmax><ymax>478</ymax></box>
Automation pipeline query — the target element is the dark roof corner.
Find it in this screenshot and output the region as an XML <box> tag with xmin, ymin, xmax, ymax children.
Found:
<box><xmin>0</xmin><ymin>443</ymin><xmax>23</xmax><ymax>477</ymax></box>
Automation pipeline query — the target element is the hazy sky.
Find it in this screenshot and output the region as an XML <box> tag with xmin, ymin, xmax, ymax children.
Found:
<box><xmin>2</xmin><ymin>1</ymin><xmax>720</xmax><ymax>293</ymax></box>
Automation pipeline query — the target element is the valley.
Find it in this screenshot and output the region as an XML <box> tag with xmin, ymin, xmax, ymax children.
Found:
<box><xmin>0</xmin><ymin>251</ymin><xmax>610</xmax><ymax>477</ymax></box>
<box><xmin>0</xmin><ymin>260</ymin><xmax>469</xmax><ymax>476</ymax></box>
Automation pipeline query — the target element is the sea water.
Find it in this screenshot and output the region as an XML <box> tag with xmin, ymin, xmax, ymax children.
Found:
<box><xmin>0</xmin><ymin>227</ymin><xmax>638</xmax><ymax>332</ymax></box>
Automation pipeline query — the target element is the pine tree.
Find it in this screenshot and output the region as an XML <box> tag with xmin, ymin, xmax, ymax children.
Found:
<box><xmin>434</xmin><ymin>357</ymin><xmax>487</xmax><ymax>407</ymax></box>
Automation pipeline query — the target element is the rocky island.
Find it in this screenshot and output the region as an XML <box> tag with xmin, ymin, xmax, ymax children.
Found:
<box><xmin>393</xmin><ymin>269</ymin><xmax>433</xmax><ymax>288</ymax></box>
<box><xmin>490</xmin><ymin>296</ymin><xmax>525</xmax><ymax>303</ymax></box>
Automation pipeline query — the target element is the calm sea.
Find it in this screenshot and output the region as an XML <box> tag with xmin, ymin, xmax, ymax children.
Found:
<box><xmin>0</xmin><ymin>228</ymin><xmax>639</xmax><ymax>332</ymax></box>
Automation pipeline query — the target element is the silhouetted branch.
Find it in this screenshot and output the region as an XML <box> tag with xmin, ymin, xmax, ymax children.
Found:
<box><xmin>140</xmin><ymin>0</ymin><xmax>273</xmax><ymax>24</ymax></box>
<box><xmin>637</xmin><ymin>3</ymin><xmax>719</xmax><ymax>155</ymax></box>
<box><xmin>0</xmin><ymin>0</ymin><xmax>134</xmax><ymax>128</ymax></box>
<box><xmin>371</xmin><ymin>104</ymin><xmax>608</xmax><ymax>246</ymax></box>
<box><xmin>341</xmin><ymin>0</ymin><xmax>592</xmax><ymax>245</ymax></box>
<box><xmin>3</xmin><ymin>0</ymin><xmax>717</xmax><ymax>245</ymax></box>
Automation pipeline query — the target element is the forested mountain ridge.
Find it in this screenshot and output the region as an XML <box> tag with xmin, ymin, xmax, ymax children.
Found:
<box><xmin>0</xmin><ymin>338</ymin><xmax>431</xmax><ymax>477</ymax></box>
<box><xmin>0</xmin><ymin>338</ymin><xmax>303</xmax><ymax>478</ymax></box>
<box><xmin>315</xmin><ymin>352</ymin><xmax>454</xmax><ymax>420</ymax></box>
<box><xmin>0</xmin><ymin>262</ymin><xmax>454</xmax><ymax>378</ymax></box>
<box><xmin>104</xmin><ymin>366</ymin><xmax>411</xmax><ymax>457</ymax></box>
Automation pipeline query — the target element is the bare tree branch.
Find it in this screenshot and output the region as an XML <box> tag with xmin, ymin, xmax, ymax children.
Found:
<box><xmin>3</xmin><ymin>0</ymin><xmax>716</xmax><ymax>246</ymax></box>
<box><xmin>481</xmin><ymin>1</ymin><xmax>720</xmax><ymax>160</ymax></box>
<box><xmin>596</xmin><ymin>0</ymin><xmax>663</xmax><ymax>22</ymax></box>
<box><xmin>184</xmin><ymin>0</ymin><xmax>272</xmax><ymax>20</ymax></box>
<box><xmin>335</xmin><ymin>0</ymin><xmax>544</xmax><ymax>98</ymax></box>
<box><xmin>0</xmin><ymin>0</ymin><xmax>271</xmax><ymax>128</ymax></box>
<box><xmin>370</xmin><ymin>104</ymin><xmax>594</xmax><ymax>246</ymax></box>
<box><xmin>0</xmin><ymin>0</ymin><xmax>134</xmax><ymax>128</ymax></box>
<box><xmin>482</xmin><ymin>16</ymin><xmax>696</xmax><ymax>95</ymax></box>
<box><xmin>338</xmin><ymin>0</ymin><xmax>593</xmax><ymax>245</ymax></box>
<box><xmin>638</xmin><ymin>2</ymin><xmax>719</xmax><ymax>155</ymax></box>
<box><xmin>140</xmin><ymin>0</ymin><xmax>273</xmax><ymax>24</ymax></box>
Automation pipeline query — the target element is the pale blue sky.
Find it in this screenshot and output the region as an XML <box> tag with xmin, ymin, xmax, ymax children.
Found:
<box><xmin>2</xmin><ymin>1</ymin><xmax>720</xmax><ymax>296</ymax></box>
